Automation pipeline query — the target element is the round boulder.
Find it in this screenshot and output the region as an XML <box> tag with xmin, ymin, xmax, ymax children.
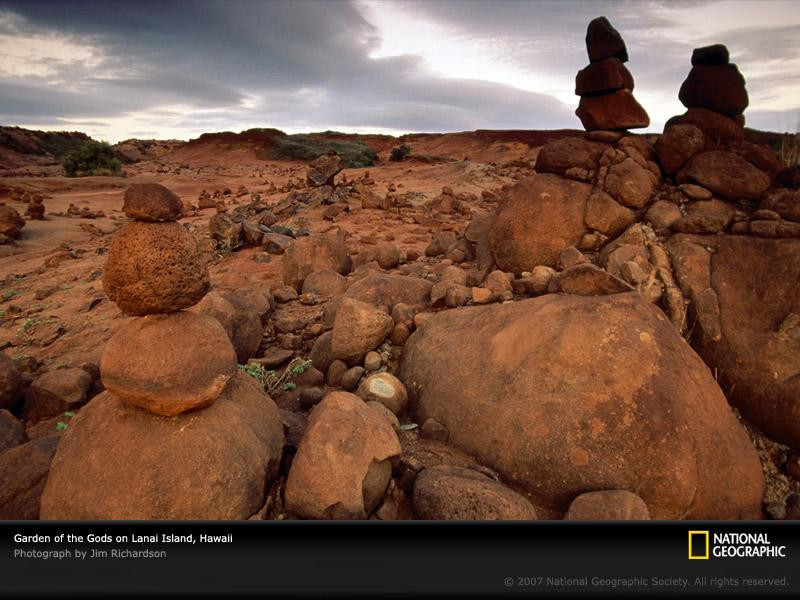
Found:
<box><xmin>564</xmin><ymin>490</ymin><xmax>650</xmax><ymax>520</ymax></box>
<box><xmin>331</xmin><ymin>298</ymin><xmax>393</xmax><ymax>365</ymax></box>
<box><xmin>40</xmin><ymin>373</ymin><xmax>284</xmax><ymax>519</ymax></box>
<box><xmin>103</xmin><ymin>221</ymin><xmax>210</xmax><ymax>315</ymax></box>
<box><xmin>399</xmin><ymin>293</ymin><xmax>764</xmax><ymax>519</ymax></box>
<box><xmin>282</xmin><ymin>230</ymin><xmax>352</xmax><ymax>290</ymax></box>
<box><xmin>413</xmin><ymin>465</ymin><xmax>537</xmax><ymax>520</ymax></box>
<box><xmin>0</xmin><ymin>353</ymin><xmax>24</xmax><ymax>410</ymax></box>
<box><xmin>122</xmin><ymin>183</ymin><xmax>182</xmax><ymax>222</ymax></box>
<box><xmin>284</xmin><ymin>392</ymin><xmax>401</xmax><ymax>519</ymax></box>
<box><xmin>356</xmin><ymin>372</ymin><xmax>408</xmax><ymax>415</ymax></box>
<box><xmin>100</xmin><ymin>311</ymin><xmax>237</xmax><ymax>416</ymax></box>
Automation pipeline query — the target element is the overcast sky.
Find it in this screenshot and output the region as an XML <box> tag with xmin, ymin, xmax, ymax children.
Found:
<box><xmin>0</xmin><ymin>0</ymin><xmax>798</xmax><ymax>143</ymax></box>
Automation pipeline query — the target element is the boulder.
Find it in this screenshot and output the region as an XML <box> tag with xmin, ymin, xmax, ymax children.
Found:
<box><xmin>399</xmin><ymin>293</ymin><xmax>764</xmax><ymax>519</ymax></box>
<box><xmin>282</xmin><ymin>230</ymin><xmax>352</xmax><ymax>290</ymax></box>
<box><xmin>576</xmin><ymin>90</ymin><xmax>649</xmax><ymax>130</ymax></box>
<box><xmin>602</xmin><ymin>158</ymin><xmax>655</xmax><ymax>209</ymax></box>
<box><xmin>331</xmin><ymin>299</ymin><xmax>393</xmax><ymax>365</ymax></box>
<box><xmin>655</xmin><ymin>124</ymin><xmax>705</xmax><ymax>174</ymax></box>
<box><xmin>0</xmin><ymin>353</ymin><xmax>24</xmax><ymax>410</ymax></box>
<box><xmin>564</xmin><ymin>490</ymin><xmax>650</xmax><ymax>520</ymax></box>
<box><xmin>575</xmin><ymin>58</ymin><xmax>634</xmax><ymax>95</ymax></box>
<box><xmin>208</xmin><ymin>213</ymin><xmax>242</xmax><ymax>248</ymax></box>
<box><xmin>356</xmin><ymin>372</ymin><xmax>408</xmax><ymax>415</ymax></box>
<box><xmin>679</xmin><ymin>64</ymin><xmax>748</xmax><ymax>117</ymax></box>
<box><xmin>103</xmin><ymin>221</ymin><xmax>210</xmax><ymax>316</ymax></box>
<box><xmin>761</xmin><ymin>189</ymin><xmax>800</xmax><ymax>223</ymax></box>
<box><xmin>302</xmin><ymin>269</ymin><xmax>348</xmax><ymax>299</ymax></box>
<box><xmin>122</xmin><ymin>183</ymin><xmax>182</xmax><ymax>222</ymax></box>
<box><xmin>677</xmin><ymin>151</ymin><xmax>770</xmax><ymax>200</ymax></box>
<box><xmin>666</xmin><ymin>108</ymin><xmax>744</xmax><ymax>146</ymax></box>
<box><xmin>40</xmin><ymin>373</ymin><xmax>283</xmax><ymax>519</ymax></box>
<box><xmin>191</xmin><ymin>290</ymin><xmax>265</xmax><ymax>363</ymax></box>
<box><xmin>0</xmin><ymin>436</ymin><xmax>59</xmax><ymax>519</ymax></box>
<box><xmin>284</xmin><ymin>392</ymin><xmax>401</xmax><ymax>519</ymax></box>
<box><xmin>584</xmin><ymin>189</ymin><xmax>636</xmax><ymax>237</ymax></box>
<box><xmin>691</xmin><ymin>44</ymin><xmax>729</xmax><ymax>66</ymax></box>
<box><xmin>100</xmin><ymin>311</ymin><xmax>237</xmax><ymax>416</ymax></box>
<box><xmin>534</xmin><ymin>137</ymin><xmax>608</xmax><ymax>176</ymax></box>
<box><xmin>0</xmin><ymin>409</ymin><xmax>27</xmax><ymax>453</ymax></box>
<box><xmin>0</xmin><ymin>205</ymin><xmax>25</xmax><ymax>239</ymax></box>
<box><xmin>413</xmin><ymin>465</ymin><xmax>537</xmax><ymax>520</ymax></box>
<box><xmin>341</xmin><ymin>273</ymin><xmax>432</xmax><ymax>311</ymax></box>
<box><xmin>23</xmin><ymin>367</ymin><xmax>92</xmax><ymax>422</ymax></box>
<box><xmin>555</xmin><ymin>264</ymin><xmax>633</xmax><ymax>296</ymax></box>
<box><xmin>585</xmin><ymin>16</ymin><xmax>628</xmax><ymax>63</ymax></box>
<box><xmin>307</xmin><ymin>153</ymin><xmax>343</xmax><ymax>187</ymax></box>
<box><xmin>490</xmin><ymin>175</ymin><xmax>591</xmax><ymax>272</ymax></box>
<box><xmin>668</xmin><ymin>234</ymin><xmax>800</xmax><ymax>449</ymax></box>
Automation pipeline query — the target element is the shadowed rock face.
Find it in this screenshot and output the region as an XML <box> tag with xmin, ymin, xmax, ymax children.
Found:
<box><xmin>668</xmin><ymin>234</ymin><xmax>800</xmax><ymax>450</ymax></box>
<box><xmin>399</xmin><ymin>293</ymin><xmax>764</xmax><ymax>519</ymax></box>
<box><xmin>40</xmin><ymin>373</ymin><xmax>284</xmax><ymax>520</ymax></box>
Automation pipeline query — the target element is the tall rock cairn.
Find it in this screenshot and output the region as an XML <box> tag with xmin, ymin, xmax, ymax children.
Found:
<box><xmin>100</xmin><ymin>183</ymin><xmax>237</xmax><ymax>416</ymax></box>
<box><xmin>575</xmin><ymin>16</ymin><xmax>649</xmax><ymax>131</ymax></box>
<box><xmin>663</xmin><ymin>44</ymin><xmax>749</xmax><ymax>147</ymax></box>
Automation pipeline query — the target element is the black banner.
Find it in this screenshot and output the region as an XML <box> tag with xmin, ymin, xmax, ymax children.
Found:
<box><xmin>0</xmin><ymin>521</ymin><xmax>797</xmax><ymax>597</ymax></box>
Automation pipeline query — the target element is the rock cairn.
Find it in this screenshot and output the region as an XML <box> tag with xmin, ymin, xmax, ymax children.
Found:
<box><xmin>575</xmin><ymin>16</ymin><xmax>649</xmax><ymax>131</ymax></box>
<box><xmin>100</xmin><ymin>182</ymin><xmax>235</xmax><ymax>416</ymax></box>
<box><xmin>664</xmin><ymin>43</ymin><xmax>750</xmax><ymax>148</ymax></box>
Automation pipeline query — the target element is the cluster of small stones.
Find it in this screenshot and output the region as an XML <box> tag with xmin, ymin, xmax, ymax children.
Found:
<box><xmin>100</xmin><ymin>182</ymin><xmax>235</xmax><ymax>416</ymax></box>
<box><xmin>574</xmin><ymin>17</ymin><xmax>649</xmax><ymax>131</ymax></box>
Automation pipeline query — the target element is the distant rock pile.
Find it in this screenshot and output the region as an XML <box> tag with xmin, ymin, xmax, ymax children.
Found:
<box><xmin>575</xmin><ymin>17</ymin><xmax>649</xmax><ymax>131</ymax></box>
<box><xmin>40</xmin><ymin>182</ymin><xmax>284</xmax><ymax>519</ymax></box>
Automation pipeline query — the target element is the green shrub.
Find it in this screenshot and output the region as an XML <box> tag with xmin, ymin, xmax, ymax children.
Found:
<box><xmin>61</xmin><ymin>141</ymin><xmax>122</xmax><ymax>177</ymax></box>
<box><xmin>389</xmin><ymin>144</ymin><xmax>411</xmax><ymax>162</ymax></box>
<box><xmin>269</xmin><ymin>135</ymin><xmax>377</xmax><ymax>168</ymax></box>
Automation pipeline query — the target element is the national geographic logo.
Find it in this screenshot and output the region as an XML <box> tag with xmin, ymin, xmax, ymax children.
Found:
<box><xmin>689</xmin><ymin>530</ymin><xmax>787</xmax><ymax>559</ymax></box>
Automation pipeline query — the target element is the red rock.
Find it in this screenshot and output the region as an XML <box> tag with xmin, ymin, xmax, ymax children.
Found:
<box><xmin>679</xmin><ymin>64</ymin><xmax>748</xmax><ymax>117</ymax></box>
<box><xmin>677</xmin><ymin>151</ymin><xmax>770</xmax><ymax>200</ymax></box>
<box><xmin>585</xmin><ymin>16</ymin><xmax>628</xmax><ymax>63</ymax></box>
<box><xmin>575</xmin><ymin>58</ymin><xmax>634</xmax><ymax>95</ymax></box>
<box><xmin>100</xmin><ymin>311</ymin><xmax>237</xmax><ymax>416</ymax></box>
<box><xmin>0</xmin><ymin>353</ymin><xmax>24</xmax><ymax>410</ymax></box>
<box><xmin>122</xmin><ymin>183</ymin><xmax>182</xmax><ymax>222</ymax></box>
<box><xmin>691</xmin><ymin>44</ymin><xmax>729</xmax><ymax>66</ymax></box>
<box><xmin>666</xmin><ymin>108</ymin><xmax>744</xmax><ymax>147</ymax></box>
<box><xmin>565</xmin><ymin>490</ymin><xmax>650</xmax><ymax>520</ymax></box>
<box><xmin>399</xmin><ymin>293</ymin><xmax>763</xmax><ymax>519</ymax></box>
<box><xmin>0</xmin><ymin>436</ymin><xmax>59</xmax><ymax>519</ymax></box>
<box><xmin>306</xmin><ymin>153</ymin><xmax>343</xmax><ymax>187</ymax></box>
<box><xmin>656</xmin><ymin>124</ymin><xmax>705</xmax><ymax>174</ymax></box>
<box><xmin>284</xmin><ymin>392</ymin><xmax>401</xmax><ymax>519</ymax></box>
<box><xmin>0</xmin><ymin>409</ymin><xmax>27</xmax><ymax>453</ymax></box>
<box><xmin>103</xmin><ymin>221</ymin><xmax>210</xmax><ymax>316</ymax></box>
<box><xmin>191</xmin><ymin>290</ymin><xmax>266</xmax><ymax>363</ymax></box>
<box><xmin>413</xmin><ymin>466</ymin><xmax>537</xmax><ymax>520</ymax></box>
<box><xmin>23</xmin><ymin>367</ymin><xmax>92</xmax><ymax>422</ymax></box>
<box><xmin>331</xmin><ymin>298</ymin><xmax>393</xmax><ymax>365</ymax></box>
<box><xmin>490</xmin><ymin>175</ymin><xmax>591</xmax><ymax>272</ymax></box>
<box><xmin>0</xmin><ymin>205</ymin><xmax>25</xmax><ymax>239</ymax></box>
<box><xmin>556</xmin><ymin>264</ymin><xmax>633</xmax><ymax>295</ymax></box>
<box><xmin>727</xmin><ymin>141</ymin><xmax>782</xmax><ymax>179</ymax></box>
<box><xmin>534</xmin><ymin>137</ymin><xmax>608</xmax><ymax>176</ymax></box>
<box><xmin>356</xmin><ymin>372</ymin><xmax>408</xmax><ymax>415</ymax></box>
<box><xmin>576</xmin><ymin>90</ymin><xmax>649</xmax><ymax>130</ymax></box>
<box><xmin>40</xmin><ymin>373</ymin><xmax>283</xmax><ymax>519</ymax></box>
<box><xmin>760</xmin><ymin>189</ymin><xmax>800</xmax><ymax>223</ymax></box>
<box><xmin>282</xmin><ymin>230</ymin><xmax>352</xmax><ymax>290</ymax></box>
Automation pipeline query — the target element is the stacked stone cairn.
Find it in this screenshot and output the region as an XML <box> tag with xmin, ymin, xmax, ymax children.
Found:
<box><xmin>575</xmin><ymin>16</ymin><xmax>649</xmax><ymax>131</ymax></box>
<box><xmin>39</xmin><ymin>183</ymin><xmax>284</xmax><ymax>519</ymax></box>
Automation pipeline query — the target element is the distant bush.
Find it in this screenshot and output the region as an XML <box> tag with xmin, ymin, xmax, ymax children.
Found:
<box><xmin>389</xmin><ymin>144</ymin><xmax>411</xmax><ymax>162</ymax></box>
<box><xmin>269</xmin><ymin>135</ymin><xmax>377</xmax><ymax>168</ymax></box>
<box><xmin>779</xmin><ymin>133</ymin><xmax>799</xmax><ymax>167</ymax></box>
<box><xmin>61</xmin><ymin>141</ymin><xmax>122</xmax><ymax>177</ymax></box>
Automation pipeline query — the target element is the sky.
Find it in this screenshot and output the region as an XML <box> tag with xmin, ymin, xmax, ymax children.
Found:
<box><xmin>0</xmin><ymin>0</ymin><xmax>798</xmax><ymax>143</ymax></box>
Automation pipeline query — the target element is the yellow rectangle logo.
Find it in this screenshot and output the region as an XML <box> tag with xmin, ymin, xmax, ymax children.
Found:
<box><xmin>689</xmin><ymin>530</ymin><xmax>710</xmax><ymax>560</ymax></box>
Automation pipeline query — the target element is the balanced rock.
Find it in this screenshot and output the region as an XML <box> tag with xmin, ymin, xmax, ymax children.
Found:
<box><xmin>691</xmin><ymin>44</ymin><xmax>729</xmax><ymax>66</ymax></box>
<box><xmin>40</xmin><ymin>373</ymin><xmax>284</xmax><ymax>519</ymax></box>
<box><xmin>103</xmin><ymin>221</ymin><xmax>210</xmax><ymax>315</ymax></box>
<box><xmin>575</xmin><ymin>58</ymin><xmax>634</xmax><ymax>96</ymax></box>
<box><xmin>679</xmin><ymin>43</ymin><xmax>748</xmax><ymax>117</ymax></box>
<box><xmin>100</xmin><ymin>311</ymin><xmax>237</xmax><ymax>416</ymax></box>
<box><xmin>122</xmin><ymin>183</ymin><xmax>182</xmax><ymax>222</ymax></box>
<box><xmin>413</xmin><ymin>466</ymin><xmax>537</xmax><ymax>520</ymax></box>
<box><xmin>576</xmin><ymin>90</ymin><xmax>650</xmax><ymax>130</ymax></box>
<box><xmin>307</xmin><ymin>153</ymin><xmax>343</xmax><ymax>187</ymax></box>
<box><xmin>399</xmin><ymin>293</ymin><xmax>764</xmax><ymax>519</ymax></box>
<box><xmin>585</xmin><ymin>16</ymin><xmax>628</xmax><ymax>63</ymax></box>
<box><xmin>284</xmin><ymin>392</ymin><xmax>401</xmax><ymax>519</ymax></box>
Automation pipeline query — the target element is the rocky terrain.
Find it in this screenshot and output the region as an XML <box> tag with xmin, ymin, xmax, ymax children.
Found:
<box><xmin>1</xmin><ymin>17</ymin><xmax>799</xmax><ymax>521</ymax></box>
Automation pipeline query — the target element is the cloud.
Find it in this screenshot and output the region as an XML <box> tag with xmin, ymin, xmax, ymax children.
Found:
<box><xmin>0</xmin><ymin>0</ymin><xmax>797</xmax><ymax>142</ymax></box>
